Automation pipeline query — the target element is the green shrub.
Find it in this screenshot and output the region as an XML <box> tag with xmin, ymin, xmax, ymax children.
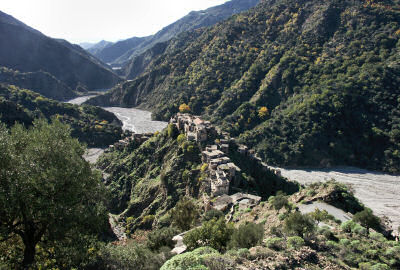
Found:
<box><xmin>385</xmin><ymin>246</ymin><xmax>400</xmax><ymax>257</ymax></box>
<box><xmin>284</xmin><ymin>212</ymin><xmax>315</xmax><ymax>238</ymax></box>
<box><xmin>228</xmin><ymin>222</ymin><xmax>264</xmax><ymax>249</ymax></box>
<box><xmin>341</xmin><ymin>220</ymin><xmax>357</xmax><ymax>233</ymax></box>
<box><xmin>167</xmin><ymin>124</ymin><xmax>179</xmax><ymax>138</ymax></box>
<box><xmin>326</xmin><ymin>240</ymin><xmax>339</xmax><ymax>249</ymax></box>
<box><xmin>146</xmin><ymin>227</ymin><xmax>179</xmax><ymax>251</ymax></box>
<box><xmin>352</xmin><ymin>224</ymin><xmax>368</xmax><ymax>236</ymax></box>
<box><xmin>278</xmin><ymin>213</ymin><xmax>287</xmax><ymax>221</ymax></box>
<box><xmin>236</xmin><ymin>248</ymin><xmax>250</xmax><ymax>259</ymax></box>
<box><xmin>203</xmin><ymin>209</ymin><xmax>224</xmax><ymax>222</ymax></box>
<box><xmin>359</xmin><ymin>262</ymin><xmax>372</xmax><ymax>270</ymax></box>
<box><xmin>317</xmin><ymin>226</ymin><xmax>336</xmax><ymax>240</ymax></box>
<box><xmin>268</xmin><ymin>191</ymin><xmax>289</xmax><ymax>210</ymax></box>
<box><xmin>265</xmin><ymin>237</ymin><xmax>285</xmax><ymax>250</ymax></box>
<box><xmin>309</xmin><ymin>208</ymin><xmax>333</xmax><ymax>224</ymax></box>
<box><xmin>339</xmin><ymin>238</ymin><xmax>350</xmax><ymax>246</ymax></box>
<box><xmin>170</xmin><ymin>197</ymin><xmax>199</xmax><ymax>231</ymax></box>
<box><xmin>371</xmin><ymin>263</ymin><xmax>390</xmax><ymax>270</ymax></box>
<box><xmin>366</xmin><ymin>249</ymin><xmax>379</xmax><ymax>260</ymax></box>
<box><xmin>370</xmin><ymin>232</ymin><xmax>386</xmax><ymax>242</ymax></box>
<box><xmin>287</xmin><ymin>236</ymin><xmax>305</xmax><ymax>249</ymax></box>
<box><xmin>95</xmin><ymin>243</ymin><xmax>165</xmax><ymax>270</ymax></box>
<box><xmin>183</xmin><ymin>218</ymin><xmax>234</xmax><ymax>252</ymax></box>
<box><xmin>141</xmin><ymin>215</ymin><xmax>155</xmax><ymax>229</ymax></box>
<box><xmin>177</xmin><ymin>134</ymin><xmax>186</xmax><ymax>145</ymax></box>
<box><xmin>353</xmin><ymin>208</ymin><xmax>381</xmax><ymax>232</ymax></box>
<box><xmin>160</xmin><ymin>247</ymin><xmax>218</xmax><ymax>270</ymax></box>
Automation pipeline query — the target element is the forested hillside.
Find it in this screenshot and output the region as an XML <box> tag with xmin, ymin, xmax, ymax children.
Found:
<box><xmin>88</xmin><ymin>0</ymin><xmax>400</xmax><ymax>173</ymax></box>
<box><xmin>0</xmin><ymin>66</ymin><xmax>77</xmax><ymax>100</ymax></box>
<box><xmin>0</xmin><ymin>84</ymin><xmax>122</xmax><ymax>146</ymax></box>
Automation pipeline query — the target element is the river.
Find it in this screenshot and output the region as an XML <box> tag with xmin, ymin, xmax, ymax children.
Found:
<box><xmin>270</xmin><ymin>166</ymin><xmax>400</xmax><ymax>233</ymax></box>
<box><xmin>66</xmin><ymin>95</ymin><xmax>168</xmax><ymax>134</ymax></box>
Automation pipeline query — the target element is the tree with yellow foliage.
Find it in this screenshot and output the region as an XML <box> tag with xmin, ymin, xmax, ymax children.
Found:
<box><xmin>179</xmin><ymin>103</ymin><xmax>191</xmax><ymax>113</ymax></box>
<box><xmin>258</xmin><ymin>106</ymin><xmax>269</xmax><ymax>119</ymax></box>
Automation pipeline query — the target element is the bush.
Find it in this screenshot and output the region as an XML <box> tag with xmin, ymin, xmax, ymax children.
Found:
<box><xmin>341</xmin><ymin>220</ymin><xmax>357</xmax><ymax>233</ymax></box>
<box><xmin>177</xmin><ymin>134</ymin><xmax>186</xmax><ymax>145</ymax></box>
<box><xmin>146</xmin><ymin>227</ymin><xmax>179</xmax><ymax>251</ymax></box>
<box><xmin>371</xmin><ymin>263</ymin><xmax>390</xmax><ymax>270</ymax></box>
<box><xmin>326</xmin><ymin>240</ymin><xmax>339</xmax><ymax>249</ymax></box>
<box><xmin>95</xmin><ymin>243</ymin><xmax>165</xmax><ymax>270</ymax></box>
<box><xmin>353</xmin><ymin>208</ymin><xmax>381</xmax><ymax>232</ymax></box>
<box><xmin>170</xmin><ymin>197</ymin><xmax>199</xmax><ymax>231</ymax></box>
<box><xmin>317</xmin><ymin>226</ymin><xmax>336</xmax><ymax>240</ymax></box>
<box><xmin>370</xmin><ymin>232</ymin><xmax>386</xmax><ymax>242</ymax></box>
<box><xmin>228</xmin><ymin>222</ymin><xmax>264</xmax><ymax>249</ymax></box>
<box><xmin>160</xmin><ymin>247</ymin><xmax>218</xmax><ymax>270</ymax></box>
<box><xmin>287</xmin><ymin>236</ymin><xmax>305</xmax><ymax>249</ymax></box>
<box><xmin>141</xmin><ymin>215</ymin><xmax>155</xmax><ymax>229</ymax></box>
<box><xmin>284</xmin><ymin>212</ymin><xmax>315</xmax><ymax>238</ymax></box>
<box><xmin>203</xmin><ymin>209</ymin><xmax>224</xmax><ymax>222</ymax></box>
<box><xmin>183</xmin><ymin>218</ymin><xmax>234</xmax><ymax>252</ymax></box>
<box><xmin>309</xmin><ymin>208</ymin><xmax>333</xmax><ymax>224</ymax></box>
<box><xmin>352</xmin><ymin>224</ymin><xmax>368</xmax><ymax>236</ymax></box>
<box><xmin>167</xmin><ymin>124</ymin><xmax>179</xmax><ymax>138</ymax></box>
<box><xmin>268</xmin><ymin>191</ymin><xmax>289</xmax><ymax>210</ymax></box>
<box><xmin>339</xmin><ymin>238</ymin><xmax>350</xmax><ymax>246</ymax></box>
<box><xmin>265</xmin><ymin>237</ymin><xmax>285</xmax><ymax>250</ymax></box>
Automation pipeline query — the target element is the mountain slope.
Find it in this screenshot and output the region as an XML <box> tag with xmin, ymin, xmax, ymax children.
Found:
<box><xmin>89</xmin><ymin>0</ymin><xmax>260</xmax><ymax>71</ymax></box>
<box><xmin>0</xmin><ymin>66</ymin><xmax>76</xmax><ymax>100</ymax></box>
<box><xmin>87</xmin><ymin>0</ymin><xmax>400</xmax><ymax>173</ymax></box>
<box><xmin>0</xmin><ymin>84</ymin><xmax>122</xmax><ymax>147</ymax></box>
<box><xmin>86</xmin><ymin>40</ymin><xmax>114</xmax><ymax>55</ymax></box>
<box><xmin>0</xmin><ymin>10</ymin><xmax>122</xmax><ymax>93</ymax></box>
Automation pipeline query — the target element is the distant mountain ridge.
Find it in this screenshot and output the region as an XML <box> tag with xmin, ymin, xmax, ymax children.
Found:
<box><xmin>86</xmin><ymin>40</ymin><xmax>114</xmax><ymax>56</ymax></box>
<box><xmin>0</xmin><ymin>10</ymin><xmax>122</xmax><ymax>99</ymax></box>
<box><xmin>87</xmin><ymin>0</ymin><xmax>260</xmax><ymax>75</ymax></box>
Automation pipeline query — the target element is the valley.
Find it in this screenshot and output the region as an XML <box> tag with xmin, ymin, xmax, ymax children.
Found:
<box><xmin>72</xmin><ymin>93</ymin><xmax>400</xmax><ymax>234</ymax></box>
<box><xmin>1</xmin><ymin>0</ymin><xmax>400</xmax><ymax>268</ymax></box>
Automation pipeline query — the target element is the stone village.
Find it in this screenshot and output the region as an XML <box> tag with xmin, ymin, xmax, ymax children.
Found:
<box><xmin>108</xmin><ymin>112</ymin><xmax>282</xmax><ymax>213</ymax></box>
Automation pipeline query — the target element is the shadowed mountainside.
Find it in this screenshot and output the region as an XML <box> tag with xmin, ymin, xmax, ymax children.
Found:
<box><xmin>0</xmin><ymin>10</ymin><xmax>122</xmax><ymax>95</ymax></box>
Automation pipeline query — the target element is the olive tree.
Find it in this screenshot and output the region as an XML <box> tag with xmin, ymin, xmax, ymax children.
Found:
<box><xmin>0</xmin><ymin>119</ymin><xmax>108</xmax><ymax>267</ymax></box>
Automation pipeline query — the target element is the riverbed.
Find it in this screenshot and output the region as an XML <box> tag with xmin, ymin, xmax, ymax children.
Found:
<box><xmin>270</xmin><ymin>166</ymin><xmax>400</xmax><ymax>232</ymax></box>
<box><xmin>67</xmin><ymin>95</ymin><xmax>168</xmax><ymax>164</ymax></box>
<box><xmin>66</xmin><ymin>96</ymin><xmax>168</xmax><ymax>134</ymax></box>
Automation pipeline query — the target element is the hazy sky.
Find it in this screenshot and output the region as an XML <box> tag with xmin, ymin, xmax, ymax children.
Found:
<box><xmin>0</xmin><ymin>0</ymin><xmax>229</xmax><ymax>44</ymax></box>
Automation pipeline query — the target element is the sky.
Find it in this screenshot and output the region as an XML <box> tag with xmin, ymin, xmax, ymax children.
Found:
<box><xmin>0</xmin><ymin>0</ymin><xmax>229</xmax><ymax>44</ymax></box>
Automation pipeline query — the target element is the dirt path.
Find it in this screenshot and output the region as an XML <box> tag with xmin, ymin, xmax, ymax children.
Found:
<box><xmin>270</xmin><ymin>166</ymin><xmax>400</xmax><ymax>232</ymax></box>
